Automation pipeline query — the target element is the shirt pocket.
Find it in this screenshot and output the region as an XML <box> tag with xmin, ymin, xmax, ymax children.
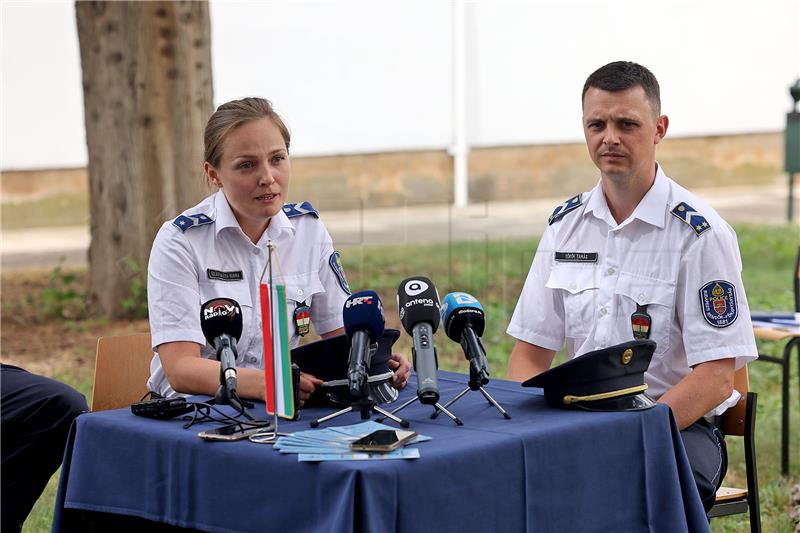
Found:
<box><xmin>283</xmin><ymin>272</ymin><xmax>325</xmax><ymax>339</ymax></box>
<box><xmin>614</xmin><ymin>271</ymin><xmax>676</xmax><ymax>355</ymax></box>
<box><xmin>197</xmin><ymin>281</ymin><xmax>254</xmax><ymax>361</ymax></box>
<box><xmin>546</xmin><ymin>264</ymin><xmax>599</xmax><ymax>338</ymax></box>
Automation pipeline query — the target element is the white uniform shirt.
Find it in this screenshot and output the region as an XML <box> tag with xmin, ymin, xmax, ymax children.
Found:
<box><xmin>508</xmin><ymin>165</ymin><xmax>757</xmax><ymax>414</ymax></box>
<box><xmin>147</xmin><ymin>190</ymin><xmax>350</xmax><ymax>397</ymax></box>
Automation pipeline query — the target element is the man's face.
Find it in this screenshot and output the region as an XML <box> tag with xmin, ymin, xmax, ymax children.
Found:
<box><xmin>582</xmin><ymin>86</ymin><xmax>668</xmax><ymax>186</ymax></box>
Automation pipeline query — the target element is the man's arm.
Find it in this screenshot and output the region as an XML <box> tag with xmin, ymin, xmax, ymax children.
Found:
<box><xmin>658</xmin><ymin>357</ymin><xmax>735</xmax><ymax>430</ymax></box>
<box><xmin>506</xmin><ymin>339</ymin><xmax>557</xmax><ymax>382</ymax></box>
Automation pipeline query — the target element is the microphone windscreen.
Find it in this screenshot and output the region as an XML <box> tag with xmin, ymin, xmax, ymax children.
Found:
<box><xmin>342</xmin><ymin>290</ymin><xmax>385</xmax><ymax>343</ymax></box>
<box><xmin>396</xmin><ymin>277</ymin><xmax>441</xmax><ymax>334</ymax></box>
<box><xmin>200</xmin><ymin>298</ymin><xmax>243</xmax><ymax>345</ymax></box>
<box><xmin>440</xmin><ymin>292</ymin><xmax>486</xmax><ymax>341</ymax></box>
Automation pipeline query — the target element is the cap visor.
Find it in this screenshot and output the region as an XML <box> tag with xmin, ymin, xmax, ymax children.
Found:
<box><xmin>573</xmin><ymin>393</ymin><xmax>656</xmax><ymax>412</ymax></box>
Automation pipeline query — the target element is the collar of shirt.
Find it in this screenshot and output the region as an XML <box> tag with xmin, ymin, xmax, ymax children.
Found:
<box><xmin>583</xmin><ymin>163</ymin><xmax>670</xmax><ymax>230</ymax></box>
<box><xmin>212</xmin><ymin>190</ymin><xmax>296</xmax><ymax>242</ymax></box>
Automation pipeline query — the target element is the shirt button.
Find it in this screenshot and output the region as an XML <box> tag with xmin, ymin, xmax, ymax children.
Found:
<box><xmin>570</xmin><ymin>282</ymin><xmax>577</xmax><ymax>290</ymax></box>
<box><xmin>297</xmin><ymin>289</ymin><xmax>304</xmax><ymax>297</ymax></box>
<box><xmin>248</xmin><ymin>356</ymin><xmax>257</xmax><ymax>364</ymax></box>
<box><xmin>600</xmin><ymin>308</ymin><xmax>608</xmax><ymax>316</ymax></box>
<box><xmin>607</xmin><ymin>267</ymin><xmax>615</xmax><ymax>275</ymax></box>
<box><xmin>252</xmin><ymin>248</ymin><xmax>260</xmax><ymax>255</ymax></box>
<box><xmin>638</xmin><ymin>293</ymin><xmax>646</xmax><ymax>300</ymax></box>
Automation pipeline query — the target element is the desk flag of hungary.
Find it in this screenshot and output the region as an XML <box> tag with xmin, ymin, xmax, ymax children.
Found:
<box><xmin>260</xmin><ymin>282</ymin><xmax>295</xmax><ymax>419</ymax></box>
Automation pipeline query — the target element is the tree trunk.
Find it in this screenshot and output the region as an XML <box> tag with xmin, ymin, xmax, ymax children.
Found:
<box><xmin>76</xmin><ymin>0</ymin><xmax>213</xmax><ymax>318</ymax></box>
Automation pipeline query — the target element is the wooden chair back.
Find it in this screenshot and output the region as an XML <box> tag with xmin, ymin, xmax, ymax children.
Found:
<box><xmin>721</xmin><ymin>364</ymin><xmax>750</xmax><ymax>436</ymax></box>
<box><xmin>92</xmin><ymin>333</ymin><xmax>153</xmax><ymax>411</ymax></box>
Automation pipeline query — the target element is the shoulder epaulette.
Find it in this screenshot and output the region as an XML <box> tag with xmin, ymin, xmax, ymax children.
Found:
<box><xmin>548</xmin><ymin>194</ymin><xmax>583</xmax><ymax>225</ymax></box>
<box><xmin>172</xmin><ymin>212</ymin><xmax>214</xmax><ymax>232</ymax></box>
<box><xmin>670</xmin><ymin>202</ymin><xmax>711</xmax><ymax>236</ymax></box>
<box><xmin>283</xmin><ymin>201</ymin><xmax>319</xmax><ymax>219</ymax></box>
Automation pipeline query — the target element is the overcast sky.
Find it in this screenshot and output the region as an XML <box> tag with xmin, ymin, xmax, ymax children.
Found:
<box><xmin>1</xmin><ymin>0</ymin><xmax>798</xmax><ymax>170</ymax></box>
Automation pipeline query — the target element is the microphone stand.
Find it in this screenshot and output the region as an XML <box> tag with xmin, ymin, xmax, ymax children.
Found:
<box><xmin>431</xmin><ymin>329</ymin><xmax>510</xmax><ymax>420</ymax></box>
<box><xmin>209</xmin><ymin>337</ymin><xmax>254</xmax><ymax>420</ymax></box>
<box><xmin>382</xmin><ymin>387</ymin><xmax>464</xmax><ymax>426</ymax></box>
<box><xmin>309</xmin><ymin>344</ymin><xmax>411</xmax><ymax>428</ymax></box>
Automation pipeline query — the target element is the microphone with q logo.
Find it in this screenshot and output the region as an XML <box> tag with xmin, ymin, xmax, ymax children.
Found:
<box><xmin>384</xmin><ymin>276</ymin><xmax>463</xmax><ymax>425</ymax></box>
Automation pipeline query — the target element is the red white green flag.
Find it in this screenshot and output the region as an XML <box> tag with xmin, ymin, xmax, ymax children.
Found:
<box><xmin>260</xmin><ymin>282</ymin><xmax>295</xmax><ymax>419</ymax></box>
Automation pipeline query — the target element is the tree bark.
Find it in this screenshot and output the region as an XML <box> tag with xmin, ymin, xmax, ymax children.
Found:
<box><xmin>76</xmin><ymin>0</ymin><xmax>213</xmax><ymax>317</ymax></box>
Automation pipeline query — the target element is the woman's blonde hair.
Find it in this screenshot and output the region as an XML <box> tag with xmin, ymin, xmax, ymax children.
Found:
<box><xmin>204</xmin><ymin>97</ymin><xmax>290</xmax><ymax>168</ymax></box>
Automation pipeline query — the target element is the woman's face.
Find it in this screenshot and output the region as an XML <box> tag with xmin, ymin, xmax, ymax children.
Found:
<box><xmin>204</xmin><ymin>117</ymin><xmax>290</xmax><ymax>238</ymax></box>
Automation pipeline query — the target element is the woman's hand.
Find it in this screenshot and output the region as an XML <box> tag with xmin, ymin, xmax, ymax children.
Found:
<box><xmin>298</xmin><ymin>372</ymin><xmax>323</xmax><ymax>407</ymax></box>
<box><xmin>388</xmin><ymin>353</ymin><xmax>412</xmax><ymax>390</ymax></box>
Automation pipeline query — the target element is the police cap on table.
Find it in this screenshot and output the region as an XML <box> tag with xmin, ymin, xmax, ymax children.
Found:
<box><xmin>291</xmin><ymin>329</ymin><xmax>401</xmax><ymax>407</ymax></box>
<box><xmin>522</xmin><ymin>340</ymin><xmax>657</xmax><ymax>411</ymax></box>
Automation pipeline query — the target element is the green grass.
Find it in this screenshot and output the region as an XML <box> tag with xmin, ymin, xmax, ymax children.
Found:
<box><xmin>20</xmin><ymin>223</ymin><xmax>800</xmax><ymax>532</ymax></box>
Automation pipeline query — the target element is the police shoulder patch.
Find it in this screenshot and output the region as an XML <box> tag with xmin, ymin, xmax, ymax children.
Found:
<box><xmin>172</xmin><ymin>212</ymin><xmax>215</xmax><ymax>232</ymax></box>
<box><xmin>670</xmin><ymin>202</ymin><xmax>711</xmax><ymax>236</ymax></box>
<box><xmin>283</xmin><ymin>201</ymin><xmax>319</xmax><ymax>219</ymax></box>
<box><xmin>699</xmin><ymin>280</ymin><xmax>738</xmax><ymax>328</ymax></box>
<box><xmin>548</xmin><ymin>194</ymin><xmax>583</xmax><ymax>225</ymax></box>
<box><xmin>329</xmin><ymin>251</ymin><xmax>351</xmax><ymax>295</ymax></box>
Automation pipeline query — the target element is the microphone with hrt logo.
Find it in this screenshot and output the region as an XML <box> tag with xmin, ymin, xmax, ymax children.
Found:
<box><xmin>342</xmin><ymin>291</ymin><xmax>385</xmax><ymax>397</ymax></box>
<box><xmin>385</xmin><ymin>277</ymin><xmax>462</xmax><ymax>425</ymax></box>
<box><xmin>309</xmin><ymin>291</ymin><xmax>410</xmax><ymax>428</ymax></box>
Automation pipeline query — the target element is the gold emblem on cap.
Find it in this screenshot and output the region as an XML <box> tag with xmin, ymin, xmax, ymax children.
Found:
<box><xmin>622</xmin><ymin>348</ymin><xmax>633</xmax><ymax>365</ymax></box>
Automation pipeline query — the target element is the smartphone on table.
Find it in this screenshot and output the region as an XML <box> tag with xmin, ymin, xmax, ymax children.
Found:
<box><xmin>349</xmin><ymin>429</ymin><xmax>417</xmax><ymax>453</ymax></box>
<box><xmin>197</xmin><ymin>422</ymin><xmax>271</xmax><ymax>441</ymax></box>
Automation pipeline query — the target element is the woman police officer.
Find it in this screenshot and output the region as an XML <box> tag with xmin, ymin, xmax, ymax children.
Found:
<box><xmin>146</xmin><ymin>97</ymin><xmax>411</xmax><ymax>405</ymax></box>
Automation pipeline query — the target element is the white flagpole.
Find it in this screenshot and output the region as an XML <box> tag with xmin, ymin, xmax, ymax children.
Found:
<box><xmin>267</xmin><ymin>240</ymin><xmax>280</xmax><ymax>436</ymax></box>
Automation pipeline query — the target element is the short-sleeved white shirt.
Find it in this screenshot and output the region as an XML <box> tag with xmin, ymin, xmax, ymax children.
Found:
<box><xmin>507</xmin><ymin>165</ymin><xmax>757</xmax><ymax>415</ymax></box>
<box><xmin>146</xmin><ymin>190</ymin><xmax>350</xmax><ymax>397</ymax></box>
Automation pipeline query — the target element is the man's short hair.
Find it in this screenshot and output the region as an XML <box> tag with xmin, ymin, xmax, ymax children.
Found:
<box><xmin>582</xmin><ymin>61</ymin><xmax>661</xmax><ymax>116</ymax></box>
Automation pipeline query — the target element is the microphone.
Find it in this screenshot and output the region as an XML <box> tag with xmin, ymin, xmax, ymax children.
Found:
<box><xmin>200</xmin><ymin>298</ymin><xmax>243</xmax><ymax>398</ymax></box>
<box><xmin>342</xmin><ymin>291</ymin><xmax>385</xmax><ymax>398</ymax></box>
<box><xmin>397</xmin><ymin>276</ymin><xmax>441</xmax><ymax>404</ymax></box>
<box><xmin>440</xmin><ymin>292</ymin><xmax>489</xmax><ymax>385</ymax></box>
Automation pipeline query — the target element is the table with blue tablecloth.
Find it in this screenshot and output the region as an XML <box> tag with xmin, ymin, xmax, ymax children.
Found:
<box><xmin>53</xmin><ymin>371</ymin><xmax>709</xmax><ymax>532</ymax></box>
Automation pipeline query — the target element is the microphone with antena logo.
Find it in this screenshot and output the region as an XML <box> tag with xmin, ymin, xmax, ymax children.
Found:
<box><xmin>383</xmin><ymin>277</ymin><xmax>463</xmax><ymax>426</ymax></box>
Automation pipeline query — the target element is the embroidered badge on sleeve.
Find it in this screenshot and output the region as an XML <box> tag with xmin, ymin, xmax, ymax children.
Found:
<box><xmin>699</xmin><ymin>280</ymin><xmax>738</xmax><ymax>327</ymax></box>
<box><xmin>329</xmin><ymin>251</ymin><xmax>352</xmax><ymax>295</ymax></box>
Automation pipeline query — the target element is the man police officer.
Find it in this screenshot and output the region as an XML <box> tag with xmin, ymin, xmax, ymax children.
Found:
<box><xmin>506</xmin><ymin>61</ymin><xmax>758</xmax><ymax>512</ymax></box>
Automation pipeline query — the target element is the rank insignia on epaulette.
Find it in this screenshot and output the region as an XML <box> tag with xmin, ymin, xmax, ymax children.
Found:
<box><xmin>283</xmin><ymin>201</ymin><xmax>319</xmax><ymax>219</ymax></box>
<box><xmin>699</xmin><ymin>280</ymin><xmax>738</xmax><ymax>327</ymax></box>
<box><xmin>548</xmin><ymin>194</ymin><xmax>583</xmax><ymax>225</ymax></box>
<box><xmin>172</xmin><ymin>213</ymin><xmax>215</xmax><ymax>232</ymax></box>
<box><xmin>670</xmin><ymin>202</ymin><xmax>711</xmax><ymax>236</ymax></box>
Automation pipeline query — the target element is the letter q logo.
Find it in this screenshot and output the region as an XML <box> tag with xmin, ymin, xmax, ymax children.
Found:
<box><xmin>404</xmin><ymin>279</ymin><xmax>429</xmax><ymax>296</ymax></box>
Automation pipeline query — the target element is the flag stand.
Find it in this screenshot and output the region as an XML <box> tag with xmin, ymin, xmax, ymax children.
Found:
<box><xmin>250</xmin><ymin>240</ymin><xmax>287</xmax><ymax>444</ymax></box>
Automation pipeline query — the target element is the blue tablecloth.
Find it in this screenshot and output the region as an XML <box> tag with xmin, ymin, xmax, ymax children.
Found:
<box><xmin>53</xmin><ymin>372</ymin><xmax>709</xmax><ymax>533</ymax></box>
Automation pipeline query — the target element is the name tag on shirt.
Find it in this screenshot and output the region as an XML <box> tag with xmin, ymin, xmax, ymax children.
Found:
<box><xmin>555</xmin><ymin>252</ymin><xmax>598</xmax><ymax>263</ymax></box>
<box><xmin>207</xmin><ymin>269</ymin><xmax>244</xmax><ymax>281</ymax></box>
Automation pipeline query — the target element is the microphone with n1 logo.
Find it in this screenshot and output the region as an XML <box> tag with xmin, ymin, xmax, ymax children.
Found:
<box><xmin>437</xmin><ymin>292</ymin><xmax>511</xmax><ymax>420</ymax></box>
<box><xmin>343</xmin><ymin>291</ymin><xmax>385</xmax><ymax>398</ymax></box>
<box><xmin>200</xmin><ymin>298</ymin><xmax>245</xmax><ymax>410</ymax></box>
<box><xmin>389</xmin><ymin>277</ymin><xmax>463</xmax><ymax>425</ymax></box>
